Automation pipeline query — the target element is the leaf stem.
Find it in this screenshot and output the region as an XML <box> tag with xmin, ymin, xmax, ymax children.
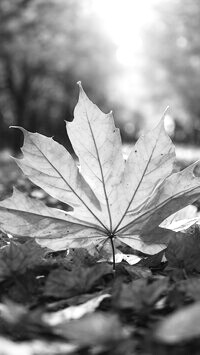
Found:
<box><xmin>109</xmin><ymin>235</ymin><xmax>115</xmax><ymax>272</ymax></box>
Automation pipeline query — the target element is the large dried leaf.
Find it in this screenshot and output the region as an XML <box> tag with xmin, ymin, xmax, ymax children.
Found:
<box><xmin>0</xmin><ymin>84</ymin><xmax>200</xmax><ymax>256</ymax></box>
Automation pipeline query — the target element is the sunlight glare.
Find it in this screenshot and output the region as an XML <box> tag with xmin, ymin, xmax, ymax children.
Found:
<box><xmin>92</xmin><ymin>0</ymin><xmax>157</xmax><ymax>65</ymax></box>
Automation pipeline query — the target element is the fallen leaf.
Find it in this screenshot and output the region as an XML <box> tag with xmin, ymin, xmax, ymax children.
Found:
<box><xmin>64</xmin><ymin>248</ymin><xmax>98</xmax><ymax>267</ymax></box>
<box><xmin>165</xmin><ymin>226</ymin><xmax>200</xmax><ymax>273</ymax></box>
<box><xmin>0</xmin><ymin>84</ymin><xmax>200</xmax><ymax>261</ymax></box>
<box><xmin>0</xmin><ymin>300</ymin><xmax>27</xmax><ymax>324</ymax></box>
<box><xmin>155</xmin><ymin>302</ymin><xmax>200</xmax><ymax>344</ymax></box>
<box><xmin>116</xmin><ymin>253</ymin><xmax>142</xmax><ymax>265</ymax></box>
<box><xmin>0</xmin><ymin>300</ymin><xmax>52</xmax><ymax>340</ymax></box>
<box><xmin>161</xmin><ymin>205</ymin><xmax>199</xmax><ymax>231</ymax></box>
<box><xmin>99</xmin><ymin>250</ymin><xmax>142</xmax><ymax>265</ymax></box>
<box><xmin>0</xmin><ymin>337</ymin><xmax>77</xmax><ymax>355</ymax></box>
<box><xmin>139</xmin><ymin>250</ymin><xmax>165</xmax><ymax>269</ymax></box>
<box><xmin>119</xmin><ymin>264</ymin><xmax>152</xmax><ymax>279</ymax></box>
<box><xmin>112</xmin><ymin>278</ymin><xmax>168</xmax><ymax>311</ymax></box>
<box><xmin>173</xmin><ymin>278</ymin><xmax>200</xmax><ymax>302</ymax></box>
<box><xmin>54</xmin><ymin>312</ymin><xmax>128</xmax><ymax>346</ymax></box>
<box><xmin>43</xmin><ymin>293</ymin><xmax>110</xmax><ymax>323</ymax></box>
<box><xmin>44</xmin><ymin>263</ymin><xmax>112</xmax><ymax>299</ymax></box>
<box><xmin>0</xmin><ymin>240</ymin><xmax>47</xmax><ymax>282</ymax></box>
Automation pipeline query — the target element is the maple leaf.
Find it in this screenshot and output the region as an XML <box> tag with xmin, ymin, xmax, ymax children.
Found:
<box><xmin>0</xmin><ymin>83</ymin><xmax>200</xmax><ymax>269</ymax></box>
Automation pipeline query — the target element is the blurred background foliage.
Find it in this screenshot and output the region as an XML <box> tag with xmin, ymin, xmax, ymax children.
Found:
<box><xmin>142</xmin><ymin>0</ymin><xmax>200</xmax><ymax>144</ymax></box>
<box><xmin>0</xmin><ymin>0</ymin><xmax>119</xmax><ymax>151</ymax></box>
<box><xmin>0</xmin><ymin>0</ymin><xmax>200</xmax><ymax>151</ymax></box>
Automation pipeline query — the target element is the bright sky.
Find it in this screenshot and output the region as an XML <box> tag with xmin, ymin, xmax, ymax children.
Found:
<box><xmin>92</xmin><ymin>0</ymin><xmax>158</xmax><ymax>66</ymax></box>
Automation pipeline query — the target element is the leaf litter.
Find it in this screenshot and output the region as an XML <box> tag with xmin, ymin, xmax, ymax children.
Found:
<box><xmin>0</xmin><ymin>85</ymin><xmax>200</xmax><ymax>354</ymax></box>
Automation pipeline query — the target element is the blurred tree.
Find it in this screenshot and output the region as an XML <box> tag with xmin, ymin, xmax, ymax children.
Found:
<box><xmin>0</xmin><ymin>0</ymin><xmax>118</xmax><ymax>150</ymax></box>
<box><xmin>142</xmin><ymin>0</ymin><xmax>200</xmax><ymax>143</ymax></box>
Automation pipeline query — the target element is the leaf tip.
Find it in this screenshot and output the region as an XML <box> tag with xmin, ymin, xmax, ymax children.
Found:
<box><xmin>163</xmin><ymin>106</ymin><xmax>170</xmax><ymax>117</ymax></box>
<box><xmin>77</xmin><ymin>81</ymin><xmax>84</xmax><ymax>94</ymax></box>
<box><xmin>9</xmin><ymin>126</ymin><xmax>27</xmax><ymax>135</ymax></box>
<box><xmin>77</xmin><ymin>81</ymin><xmax>86</xmax><ymax>100</ymax></box>
<box><xmin>158</xmin><ymin>106</ymin><xmax>170</xmax><ymax>127</ymax></box>
<box><xmin>9</xmin><ymin>125</ymin><xmax>19</xmax><ymax>130</ymax></box>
